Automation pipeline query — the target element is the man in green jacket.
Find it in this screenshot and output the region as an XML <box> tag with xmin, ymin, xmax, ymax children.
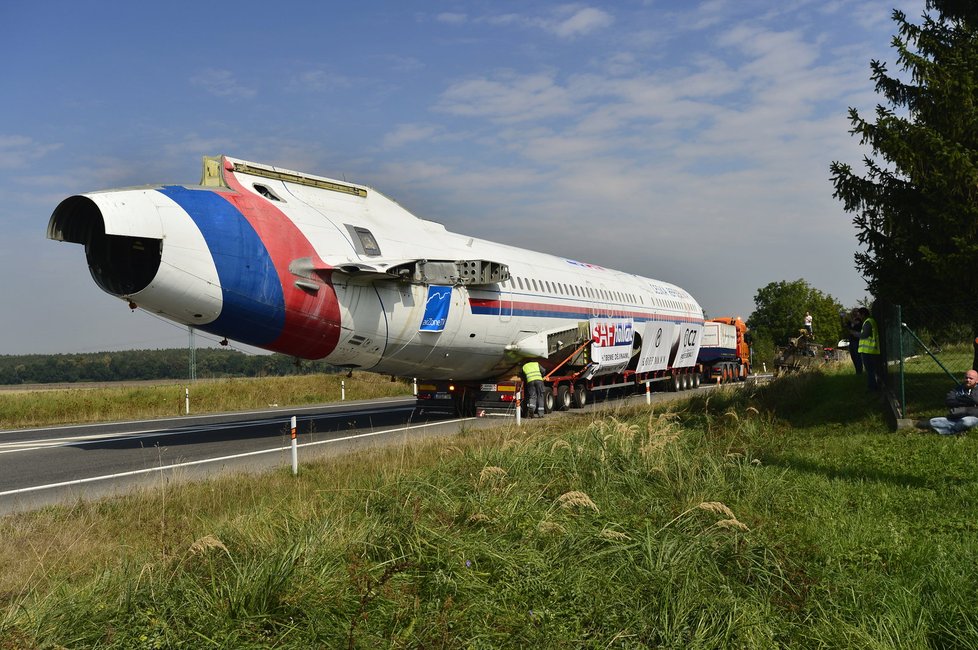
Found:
<box><xmin>857</xmin><ymin>307</ymin><xmax>881</xmax><ymax>391</ymax></box>
<box><xmin>522</xmin><ymin>359</ymin><xmax>546</xmax><ymax>418</ymax></box>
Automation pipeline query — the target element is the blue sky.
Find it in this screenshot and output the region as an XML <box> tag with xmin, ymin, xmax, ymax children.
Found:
<box><xmin>1</xmin><ymin>0</ymin><xmax>926</xmax><ymax>355</ymax></box>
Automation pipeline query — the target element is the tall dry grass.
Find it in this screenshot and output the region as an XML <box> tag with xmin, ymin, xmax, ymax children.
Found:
<box><xmin>3</xmin><ymin>368</ymin><xmax>978</xmax><ymax>647</ymax></box>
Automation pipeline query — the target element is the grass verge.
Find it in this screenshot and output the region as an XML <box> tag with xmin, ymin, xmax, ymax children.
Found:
<box><xmin>0</xmin><ymin>372</ymin><xmax>412</xmax><ymax>429</ymax></box>
<box><xmin>2</xmin><ymin>366</ymin><xmax>977</xmax><ymax>647</ymax></box>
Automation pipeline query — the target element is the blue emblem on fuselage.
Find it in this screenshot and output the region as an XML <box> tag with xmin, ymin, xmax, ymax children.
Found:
<box><xmin>420</xmin><ymin>285</ymin><xmax>452</xmax><ymax>332</ymax></box>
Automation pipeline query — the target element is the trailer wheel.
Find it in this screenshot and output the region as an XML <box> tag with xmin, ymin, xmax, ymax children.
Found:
<box><xmin>693</xmin><ymin>373</ymin><xmax>701</xmax><ymax>388</ymax></box>
<box><xmin>555</xmin><ymin>385</ymin><xmax>572</xmax><ymax>411</ymax></box>
<box><xmin>572</xmin><ymin>384</ymin><xmax>588</xmax><ymax>408</ymax></box>
<box><xmin>671</xmin><ymin>373</ymin><xmax>682</xmax><ymax>392</ymax></box>
<box><xmin>543</xmin><ymin>390</ymin><xmax>555</xmax><ymax>413</ymax></box>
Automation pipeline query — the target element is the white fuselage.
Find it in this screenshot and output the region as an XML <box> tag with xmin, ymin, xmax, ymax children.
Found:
<box><xmin>48</xmin><ymin>156</ymin><xmax>705</xmax><ymax>381</ymax></box>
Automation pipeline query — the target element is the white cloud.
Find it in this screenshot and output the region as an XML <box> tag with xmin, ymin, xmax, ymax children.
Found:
<box><xmin>382</xmin><ymin>124</ymin><xmax>440</xmax><ymax>149</ymax></box>
<box><xmin>190</xmin><ymin>68</ymin><xmax>256</xmax><ymax>99</ymax></box>
<box><xmin>289</xmin><ymin>69</ymin><xmax>351</xmax><ymax>93</ymax></box>
<box><xmin>451</xmin><ymin>5</ymin><xmax>613</xmax><ymax>39</ymax></box>
<box><xmin>547</xmin><ymin>5</ymin><xmax>614</xmax><ymax>38</ymax></box>
<box><xmin>411</xmin><ymin>4</ymin><xmax>900</xmax><ymax>314</ymax></box>
<box><xmin>682</xmin><ymin>0</ymin><xmax>731</xmax><ymax>30</ymax></box>
<box><xmin>436</xmin><ymin>12</ymin><xmax>467</xmax><ymax>25</ymax></box>
<box><xmin>435</xmin><ymin>71</ymin><xmax>575</xmax><ymax>123</ymax></box>
<box><xmin>0</xmin><ymin>135</ymin><xmax>61</xmax><ymax>170</ymax></box>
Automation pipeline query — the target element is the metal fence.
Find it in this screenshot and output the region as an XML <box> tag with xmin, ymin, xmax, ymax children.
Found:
<box><xmin>875</xmin><ymin>300</ymin><xmax>978</xmax><ymax>419</ymax></box>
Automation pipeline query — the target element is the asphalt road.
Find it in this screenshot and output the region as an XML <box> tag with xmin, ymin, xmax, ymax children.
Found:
<box><xmin>0</xmin><ymin>378</ymin><xmax>762</xmax><ymax>515</ymax></box>
<box><xmin>0</xmin><ymin>397</ymin><xmax>472</xmax><ymax>514</ymax></box>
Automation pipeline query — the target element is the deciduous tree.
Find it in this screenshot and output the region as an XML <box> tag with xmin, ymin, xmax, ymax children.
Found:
<box><xmin>748</xmin><ymin>280</ymin><xmax>844</xmax><ymax>361</ymax></box>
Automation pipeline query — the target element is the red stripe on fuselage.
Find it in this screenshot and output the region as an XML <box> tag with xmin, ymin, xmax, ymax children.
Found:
<box><xmin>469</xmin><ymin>297</ymin><xmax>701</xmax><ymax>323</ymax></box>
<box><xmin>221</xmin><ymin>170</ymin><xmax>341</xmax><ymax>358</ymax></box>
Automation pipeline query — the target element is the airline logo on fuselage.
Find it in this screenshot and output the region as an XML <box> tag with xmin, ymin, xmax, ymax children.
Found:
<box><xmin>592</xmin><ymin>320</ymin><xmax>633</xmax><ymax>347</ymax></box>
<box><xmin>565</xmin><ymin>259</ymin><xmax>606</xmax><ymax>271</ymax></box>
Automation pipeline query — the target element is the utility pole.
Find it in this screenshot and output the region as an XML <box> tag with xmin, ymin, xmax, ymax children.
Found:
<box><xmin>188</xmin><ymin>325</ymin><xmax>197</xmax><ymax>382</ymax></box>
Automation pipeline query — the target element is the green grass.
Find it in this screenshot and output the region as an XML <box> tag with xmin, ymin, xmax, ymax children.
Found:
<box><xmin>0</xmin><ymin>372</ymin><xmax>412</xmax><ymax>429</ymax></box>
<box><xmin>898</xmin><ymin>343</ymin><xmax>976</xmax><ymax>420</ymax></box>
<box><xmin>2</xmin><ymin>367</ymin><xmax>978</xmax><ymax>647</ymax></box>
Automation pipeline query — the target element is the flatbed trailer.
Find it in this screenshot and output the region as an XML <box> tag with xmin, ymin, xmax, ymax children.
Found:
<box><xmin>415</xmin><ymin>365</ymin><xmax>704</xmax><ymax>418</ymax></box>
<box><xmin>414</xmin><ymin>316</ymin><xmax>747</xmax><ymax>418</ymax></box>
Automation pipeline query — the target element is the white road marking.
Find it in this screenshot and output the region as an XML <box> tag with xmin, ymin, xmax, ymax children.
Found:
<box><xmin>0</xmin><ymin>407</ymin><xmax>415</xmax><ymax>454</ymax></box>
<box><xmin>0</xmin><ymin>417</ymin><xmax>469</xmax><ymax>497</ymax></box>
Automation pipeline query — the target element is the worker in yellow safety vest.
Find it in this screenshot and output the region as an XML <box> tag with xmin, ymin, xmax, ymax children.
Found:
<box><xmin>857</xmin><ymin>307</ymin><xmax>880</xmax><ymax>391</ymax></box>
<box><xmin>522</xmin><ymin>359</ymin><xmax>546</xmax><ymax>418</ymax></box>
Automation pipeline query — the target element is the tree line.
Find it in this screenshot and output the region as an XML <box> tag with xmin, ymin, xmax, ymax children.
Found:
<box><xmin>0</xmin><ymin>349</ymin><xmax>341</xmax><ymax>385</ymax></box>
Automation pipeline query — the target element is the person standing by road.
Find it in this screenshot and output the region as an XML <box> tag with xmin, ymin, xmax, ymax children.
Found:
<box><xmin>843</xmin><ymin>308</ymin><xmax>863</xmax><ymax>374</ymax></box>
<box><xmin>522</xmin><ymin>359</ymin><xmax>546</xmax><ymax>418</ymax></box>
<box><xmin>804</xmin><ymin>311</ymin><xmax>813</xmax><ymax>336</ymax></box>
<box><xmin>857</xmin><ymin>307</ymin><xmax>881</xmax><ymax>391</ymax></box>
<box><xmin>928</xmin><ymin>370</ymin><xmax>978</xmax><ymax>435</ymax></box>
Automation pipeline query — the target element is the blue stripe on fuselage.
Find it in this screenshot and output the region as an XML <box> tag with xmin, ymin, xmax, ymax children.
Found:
<box><xmin>158</xmin><ymin>186</ymin><xmax>285</xmax><ymax>345</ymax></box>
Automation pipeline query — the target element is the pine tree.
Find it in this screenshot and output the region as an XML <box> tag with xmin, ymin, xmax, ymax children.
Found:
<box><xmin>830</xmin><ymin>1</ymin><xmax>978</xmax><ymax>331</ymax></box>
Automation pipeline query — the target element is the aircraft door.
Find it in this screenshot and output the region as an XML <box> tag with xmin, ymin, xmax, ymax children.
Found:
<box><xmin>585</xmin><ymin>280</ymin><xmax>600</xmax><ymax>318</ymax></box>
<box><xmin>499</xmin><ymin>285</ymin><xmax>512</xmax><ymax>323</ymax></box>
<box><xmin>485</xmin><ymin>284</ymin><xmax>517</xmax><ymax>345</ymax></box>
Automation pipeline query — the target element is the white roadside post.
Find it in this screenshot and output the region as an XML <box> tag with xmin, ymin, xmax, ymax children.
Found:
<box><xmin>413</xmin><ymin>377</ymin><xmax>417</xmax><ymax>396</ymax></box>
<box><xmin>185</xmin><ymin>388</ymin><xmax>190</xmax><ymax>415</ymax></box>
<box><xmin>341</xmin><ymin>380</ymin><xmax>346</xmax><ymax>401</ymax></box>
<box><xmin>515</xmin><ymin>389</ymin><xmax>522</xmax><ymax>426</ymax></box>
<box><xmin>645</xmin><ymin>381</ymin><xmax>651</xmax><ymax>405</ymax></box>
<box><xmin>290</xmin><ymin>415</ymin><xmax>298</xmax><ymax>476</ymax></box>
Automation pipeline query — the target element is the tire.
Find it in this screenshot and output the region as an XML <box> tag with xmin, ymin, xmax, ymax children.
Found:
<box><xmin>555</xmin><ymin>384</ymin><xmax>572</xmax><ymax>411</ymax></box>
<box><xmin>543</xmin><ymin>390</ymin><xmax>555</xmax><ymax>413</ymax></box>
<box><xmin>572</xmin><ymin>384</ymin><xmax>588</xmax><ymax>408</ymax></box>
<box><xmin>671</xmin><ymin>373</ymin><xmax>681</xmax><ymax>392</ymax></box>
<box><xmin>693</xmin><ymin>373</ymin><xmax>701</xmax><ymax>388</ymax></box>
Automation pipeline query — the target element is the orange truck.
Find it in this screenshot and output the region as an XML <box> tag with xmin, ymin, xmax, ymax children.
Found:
<box><xmin>697</xmin><ymin>317</ymin><xmax>752</xmax><ymax>382</ymax></box>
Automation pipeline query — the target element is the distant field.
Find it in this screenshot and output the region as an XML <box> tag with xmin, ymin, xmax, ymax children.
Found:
<box><xmin>0</xmin><ymin>378</ymin><xmax>197</xmax><ymax>393</ymax></box>
<box><xmin>0</xmin><ymin>373</ymin><xmax>412</xmax><ymax>428</ymax></box>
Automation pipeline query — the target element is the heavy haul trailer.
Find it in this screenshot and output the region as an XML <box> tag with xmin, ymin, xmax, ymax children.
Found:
<box><xmin>416</xmin><ymin>317</ymin><xmax>751</xmax><ymax>418</ymax></box>
<box><xmin>416</xmin><ymin>319</ymin><xmax>705</xmax><ymax>418</ymax></box>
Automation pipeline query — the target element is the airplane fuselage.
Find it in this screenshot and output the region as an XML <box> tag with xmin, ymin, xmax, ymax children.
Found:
<box><xmin>48</xmin><ymin>156</ymin><xmax>704</xmax><ymax>381</ymax></box>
